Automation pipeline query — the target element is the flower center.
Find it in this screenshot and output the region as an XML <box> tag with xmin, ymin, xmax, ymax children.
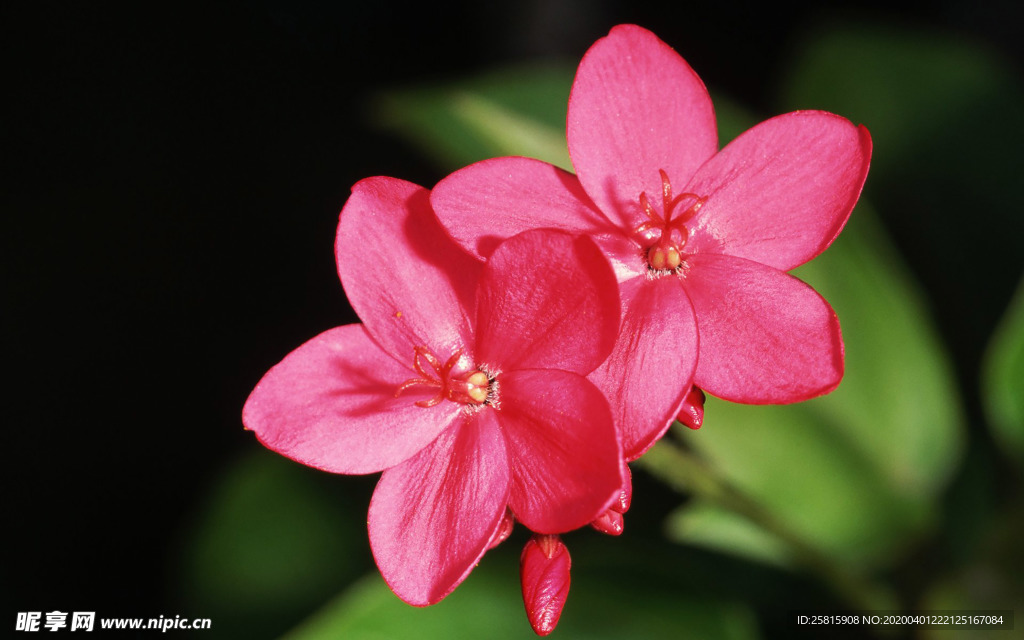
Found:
<box><xmin>394</xmin><ymin>346</ymin><xmax>493</xmax><ymax>408</ymax></box>
<box><xmin>647</xmin><ymin>240</ymin><xmax>682</xmax><ymax>271</ymax></box>
<box><xmin>634</xmin><ymin>169</ymin><xmax>706</xmax><ymax>272</ymax></box>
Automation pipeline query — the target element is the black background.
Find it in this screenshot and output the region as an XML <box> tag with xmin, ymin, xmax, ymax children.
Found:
<box><xmin>5</xmin><ymin>0</ymin><xmax>1022</xmax><ymax>636</ymax></box>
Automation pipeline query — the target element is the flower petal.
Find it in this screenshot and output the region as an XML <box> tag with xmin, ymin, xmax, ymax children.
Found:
<box><xmin>475</xmin><ymin>230</ymin><xmax>620</xmax><ymax>375</ymax></box>
<box><xmin>592</xmin><ymin>232</ymin><xmax>648</xmax><ymax>283</ymax></box>
<box><xmin>336</xmin><ymin>176</ymin><xmax>482</xmax><ymax>364</ymax></box>
<box><xmin>368</xmin><ymin>411</ymin><xmax>510</xmax><ymax>605</ymax></box>
<box><xmin>430</xmin><ymin>156</ymin><xmax>613</xmax><ymax>259</ymax></box>
<box><xmin>588</xmin><ymin>275</ymin><xmax>699</xmax><ymax>460</ymax></box>
<box><xmin>685</xmin><ymin>111</ymin><xmax>872</xmax><ymax>271</ymax></box>
<box><xmin>242</xmin><ymin>325</ymin><xmax>460</xmax><ymax>474</ymax></box>
<box><xmin>498</xmin><ymin>369</ymin><xmax>621</xmax><ymax>533</ymax></box>
<box><xmin>567</xmin><ymin>24</ymin><xmax>717</xmax><ymax>230</ymax></box>
<box><xmin>685</xmin><ymin>253</ymin><xmax>844</xmax><ymax>403</ymax></box>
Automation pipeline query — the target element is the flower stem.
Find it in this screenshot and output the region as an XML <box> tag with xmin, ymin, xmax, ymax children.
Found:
<box><xmin>637</xmin><ymin>437</ymin><xmax>896</xmax><ymax>612</ymax></box>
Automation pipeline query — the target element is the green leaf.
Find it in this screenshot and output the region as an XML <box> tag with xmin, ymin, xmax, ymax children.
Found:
<box><xmin>708</xmin><ymin>93</ymin><xmax>758</xmax><ymax>146</ymax></box>
<box><xmin>284</xmin><ymin>554</ymin><xmax>760</xmax><ymax>640</ymax></box>
<box><xmin>373</xmin><ymin>64</ymin><xmax>575</xmax><ymax>171</ymax></box>
<box><xmin>792</xmin><ymin>207</ymin><xmax>965</xmax><ymax>498</ymax></box>
<box><xmin>676</xmin><ymin>205</ymin><xmax>964</xmax><ymax>568</ymax></box>
<box><xmin>778</xmin><ymin>24</ymin><xmax>1023</xmax><ymax>183</ymax></box>
<box><xmin>178</xmin><ymin>450</ymin><xmax>363</xmax><ymax>637</ymax></box>
<box><xmin>665</xmin><ymin>502</ymin><xmax>793</xmax><ymax>568</ymax></box>
<box><xmin>982</xmin><ymin>279</ymin><xmax>1024</xmax><ymax>461</ymax></box>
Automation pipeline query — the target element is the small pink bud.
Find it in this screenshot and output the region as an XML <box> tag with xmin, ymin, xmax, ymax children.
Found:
<box><xmin>590</xmin><ymin>508</ymin><xmax>624</xmax><ymax>536</ymax></box>
<box><xmin>488</xmin><ymin>508</ymin><xmax>515</xmax><ymax>549</ymax></box>
<box><xmin>520</xmin><ymin>534</ymin><xmax>571</xmax><ymax>636</ymax></box>
<box><xmin>615</xmin><ymin>462</ymin><xmax>632</xmax><ymax>514</ymax></box>
<box><xmin>591</xmin><ymin>462</ymin><xmax>631</xmax><ymax>535</ymax></box>
<box><xmin>677</xmin><ymin>385</ymin><xmax>706</xmax><ymax>430</ymax></box>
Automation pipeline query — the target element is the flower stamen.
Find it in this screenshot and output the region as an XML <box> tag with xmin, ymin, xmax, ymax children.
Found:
<box><xmin>634</xmin><ymin>170</ymin><xmax>706</xmax><ymax>272</ymax></box>
<box><xmin>394</xmin><ymin>346</ymin><xmax>493</xmax><ymax>407</ymax></box>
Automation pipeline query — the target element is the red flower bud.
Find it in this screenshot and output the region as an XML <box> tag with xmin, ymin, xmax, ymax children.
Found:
<box><xmin>590</xmin><ymin>508</ymin><xmax>624</xmax><ymax>536</ymax></box>
<box><xmin>520</xmin><ymin>534</ymin><xmax>571</xmax><ymax>636</ymax></box>
<box><xmin>590</xmin><ymin>463</ymin><xmax>631</xmax><ymax>535</ymax></box>
<box><xmin>488</xmin><ymin>509</ymin><xmax>515</xmax><ymax>549</ymax></box>
<box><xmin>615</xmin><ymin>462</ymin><xmax>632</xmax><ymax>513</ymax></box>
<box><xmin>676</xmin><ymin>385</ymin><xmax>706</xmax><ymax>430</ymax></box>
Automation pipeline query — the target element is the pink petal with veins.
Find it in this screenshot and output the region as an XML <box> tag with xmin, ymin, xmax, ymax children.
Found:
<box><xmin>588</xmin><ymin>275</ymin><xmax>698</xmax><ymax>460</ymax></box>
<box><xmin>475</xmin><ymin>230</ymin><xmax>620</xmax><ymax>375</ymax></box>
<box><xmin>243</xmin><ymin>325</ymin><xmax>459</xmax><ymax>474</ymax></box>
<box><xmin>684</xmin><ymin>253</ymin><xmax>844</xmax><ymax>403</ymax></box>
<box><xmin>568</xmin><ymin>24</ymin><xmax>717</xmax><ymax>230</ymax></box>
<box><xmin>431</xmin><ymin>157</ymin><xmax>612</xmax><ymax>259</ymax></box>
<box><xmin>498</xmin><ymin>369</ymin><xmax>621</xmax><ymax>534</ymax></box>
<box><xmin>685</xmin><ymin>111</ymin><xmax>872</xmax><ymax>271</ymax></box>
<box><xmin>369</xmin><ymin>411</ymin><xmax>510</xmax><ymax>606</ymax></box>
<box><xmin>336</xmin><ymin>176</ymin><xmax>481</xmax><ymax>364</ymax></box>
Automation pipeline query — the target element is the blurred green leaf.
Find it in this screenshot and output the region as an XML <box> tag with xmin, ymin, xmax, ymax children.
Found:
<box><xmin>779</xmin><ymin>24</ymin><xmax>1023</xmax><ymax>184</ymax></box>
<box><xmin>792</xmin><ymin>207</ymin><xmax>965</xmax><ymax>498</ymax></box>
<box><xmin>665</xmin><ymin>502</ymin><xmax>792</xmax><ymax>568</ymax></box>
<box><xmin>982</xmin><ymin>279</ymin><xmax>1024</xmax><ymax>461</ymax></box>
<box><xmin>373</xmin><ymin>64</ymin><xmax>575</xmax><ymax>171</ymax></box>
<box><xmin>179</xmin><ymin>450</ymin><xmax>363</xmax><ymax>637</ymax></box>
<box><xmin>709</xmin><ymin>93</ymin><xmax>758</xmax><ymax>146</ymax></box>
<box><xmin>285</xmin><ymin>555</ymin><xmax>760</xmax><ymax>640</ymax></box>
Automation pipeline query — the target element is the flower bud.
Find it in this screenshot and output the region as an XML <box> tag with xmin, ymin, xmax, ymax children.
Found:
<box><xmin>590</xmin><ymin>508</ymin><xmax>624</xmax><ymax>536</ymax></box>
<box><xmin>590</xmin><ymin>462</ymin><xmax>631</xmax><ymax>535</ymax></box>
<box><xmin>614</xmin><ymin>462</ymin><xmax>632</xmax><ymax>513</ymax></box>
<box><xmin>488</xmin><ymin>508</ymin><xmax>515</xmax><ymax>549</ymax></box>
<box><xmin>677</xmin><ymin>385</ymin><xmax>706</xmax><ymax>430</ymax></box>
<box><xmin>520</xmin><ymin>534</ymin><xmax>571</xmax><ymax>636</ymax></box>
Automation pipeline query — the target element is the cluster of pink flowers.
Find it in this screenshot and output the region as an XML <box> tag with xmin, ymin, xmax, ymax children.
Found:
<box><xmin>243</xmin><ymin>25</ymin><xmax>870</xmax><ymax>635</ymax></box>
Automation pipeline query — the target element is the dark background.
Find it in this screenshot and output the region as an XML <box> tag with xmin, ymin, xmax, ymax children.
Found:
<box><xmin>5</xmin><ymin>1</ymin><xmax>1021</xmax><ymax>637</ymax></box>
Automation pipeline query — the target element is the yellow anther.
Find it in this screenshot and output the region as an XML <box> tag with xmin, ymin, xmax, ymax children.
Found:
<box><xmin>463</xmin><ymin>371</ymin><xmax>490</xmax><ymax>404</ymax></box>
<box><xmin>648</xmin><ymin>245</ymin><xmax>681</xmax><ymax>271</ymax></box>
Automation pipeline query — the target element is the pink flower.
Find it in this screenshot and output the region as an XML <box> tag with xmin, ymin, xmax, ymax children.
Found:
<box><xmin>243</xmin><ymin>177</ymin><xmax>623</xmax><ymax>605</ymax></box>
<box><xmin>431</xmin><ymin>24</ymin><xmax>872</xmax><ymax>460</ymax></box>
